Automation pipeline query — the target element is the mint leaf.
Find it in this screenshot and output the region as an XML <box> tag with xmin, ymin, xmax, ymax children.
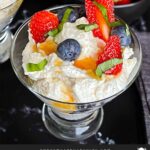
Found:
<box><xmin>96</xmin><ymin>58</ymin><xmax>123</xmax><ymax>77</ymax></box>
<box><xmin>26</xmin><ymin>59</ymin><xmax>48</xmax><ymax>72</ymax></box>
<box><xmin>77</xmin><ymin>23</ymin><xmax>98</xmax><ymax>32</ymax></box>
<box><xmin>76</xmin><ymin>24</ymin><xmax>86</xmax><ymax>30</ymax></box>
<box><xmin>85</xmin><ymin>24</ymin><xmax>99</xmax><ymax>32</ymax></box>
<box><xmin>58</xmin><ymin>8</ymin><xmax>73</xmax><ymax>31</ymax></box>
<box><xmin>110</xmin><ymin>20</ymin><xmax>124</xmax><ymax>27</ymax></box>
<box><xmin>47</xmin><ymin>29</ymin><xmax>59</xmax><ymax>37</ymax></box>
<box><xmin>96</xmin><ymin>67</ymin><xmax>103</xmax><ymax>77</ymax></box>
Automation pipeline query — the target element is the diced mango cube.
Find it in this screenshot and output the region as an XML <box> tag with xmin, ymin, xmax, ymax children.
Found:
<box><xmin>74</xmin><ymin>57</ymin><xmax>97</xmax><ymax>70</ymax></box>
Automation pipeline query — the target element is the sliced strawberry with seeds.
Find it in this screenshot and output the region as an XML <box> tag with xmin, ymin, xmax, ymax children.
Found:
<box><xmin>96</xmin><ymin>0</ymin><xmax>115</xmax><ymax>22</ymax></box>
<box><xmin>97</xmin><ymin>35</ymin><xmax>123</xmax><ymax>75</ymax></box>
<box><xmin>85</xmin><ymin>0</ymin><xmax>96</xmax><ymax>23</ymax></box>
<box><xmin>95</xmin><ymin>8</ymin><xmax>110</xmax><ymax>41</ymax></box>
<box><xmin>29</xmin><ymin>10</ymin><xmax>59</xmax><ymax>43</ymax></box>
<box><xmin>105</xmin><ymin>63</ymin><xmax>123</xmax><ymax>75</ymax></box>
<box><xmin>85</xmin><ymin>0</ymin><xmax>103</xmax><ymax>39</ymax></box>
<box><xmin>85</xmin><ymin>0</ymin><xmax>112</xmax><ymax>41</ymax></box>
<box><xmin>93</xmin><ymin>28</ymin><xmax>103</xmax><ymax>39</ymax></box>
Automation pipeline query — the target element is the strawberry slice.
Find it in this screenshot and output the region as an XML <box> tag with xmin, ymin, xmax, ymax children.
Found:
<box><xmin>95</xmin><ymin>8</ymin><xmax>110</xmax><ymax>41</ymax></box>
<box><xmin>29</xmin><ymin>10</ymin><xmax>59</xmax><ymax>43</ymax></box>
<box><xmin>85</xmin><ymin>0</ymin><xmax>113</xmax><ymax>41</ymax></box>
<box><xmin>85</xmin><ymin>0</ymin><xmax>97</xmax><ymax>23</ymax></box>
<box><xmin>96</xmin><ymin>0</ymin><xmax>115</xmax><ymax>22</ymax></box>
<box><xmin>105</xmin><ymin>63</ymin><xmax>123</xmax><ymax>75</ymax></box>
<box><xmin>97</xmin><ymin>35</ymin><xmax>122</xmax><ymax>75</ymax></box>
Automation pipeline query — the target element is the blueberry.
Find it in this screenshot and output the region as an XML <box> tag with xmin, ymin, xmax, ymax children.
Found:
<box><xmin>58</xmin><ymin>7</ymin><xmax>79</xmax><ymax>23</ymax></box>
<box><xmin>57</xmin><ymin>39</ymin><xmax>81</xmax><ymax>61</ymax></box>
<box><xmin>111</xmin><ymin>26</ymin><xmax>132</xmax><ymax>46</ymax></box>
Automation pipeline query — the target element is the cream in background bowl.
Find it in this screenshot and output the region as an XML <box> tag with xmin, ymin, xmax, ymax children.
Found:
<box><xmin>0</xmin><ymin>0</ymin><xmax>23</xmax><ymax>31</ymax></box>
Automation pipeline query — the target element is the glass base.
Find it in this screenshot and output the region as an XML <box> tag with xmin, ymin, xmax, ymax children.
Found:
<box><xmin>0</xmin><ymin>30</ymin><xmax>13</xmax><ymax>63</ymax></box>
<box><xmin>42</xmin><ymin>104</ymin><xmax>104</xmax><ymax>141</ymax></box>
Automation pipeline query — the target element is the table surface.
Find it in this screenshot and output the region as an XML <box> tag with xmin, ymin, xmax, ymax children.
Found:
<box><xmin>0</xmin><ymin>0</ymin><xmax>149</xmax><ymax>144</ymax></box>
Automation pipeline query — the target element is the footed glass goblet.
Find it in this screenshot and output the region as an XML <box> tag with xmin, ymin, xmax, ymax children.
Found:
<box><xmin>10</xmin><ymin>4</ymin><xmax>142</xmax><ymax>141</ymax></box>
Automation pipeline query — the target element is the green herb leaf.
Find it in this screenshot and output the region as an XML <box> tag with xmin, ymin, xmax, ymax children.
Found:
<box><xmin>77</xmin><ymin>23</ymin><xmax>99</xmax><ymax>32</ymax></box>
<box><xmin>58</xmin><ymin>8</ymin><xmax>73</xmax><ymax>31</ymax></box>
<box><xmin>93</xmin><ymin>0</ymin><xmax>109</xmax><ymax>23</ymax></box>
<box><xmin>47</xmin><ymin>29</ymin><xmax>59</xmax><ymax>37</ymax></box>
<box><xmin>96</xmin><ymin>58</ymin><xmax>123</xmax><ymax>77</ymax></box>
<box><xmin>96</xmin><ymin>67</ymin><xmax>103</xmax><ymax>77</ymax></box>
<box><xmin>77</xmin><ymin>24</ymin><xmax>87</xmax><ymax>30</ymax></box>
<box><xmin>26</xmin><ymin>59</ymin><xmax>48</xmax><ymax>72</ymax></box>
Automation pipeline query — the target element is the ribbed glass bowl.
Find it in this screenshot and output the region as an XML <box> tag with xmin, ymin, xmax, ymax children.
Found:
<box><xmin>10</xmin><ymin>4</ymin><xmax>142</xmax><ymax>141</ymax></box>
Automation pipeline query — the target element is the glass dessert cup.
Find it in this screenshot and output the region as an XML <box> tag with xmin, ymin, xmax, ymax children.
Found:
<box><xmin>10</xmin><ymin>4</ymin><xmax>142</xmax><ymax>141</ymax></box>
<box><xmin>0</xmin><ymin>0</ymin><xmax>23</xmax><ymax>63</ymax></box>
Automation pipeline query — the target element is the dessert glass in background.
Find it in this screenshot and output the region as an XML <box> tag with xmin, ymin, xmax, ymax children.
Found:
<box><xmin>11</xmin><ymin>4</ymin><xmax>142</xmax><ymax>141</ymax></box>
<box><xmin>114</xmin><ymin>0</ymin><xmax>150</xmax><ymax>24</ymax></box>
<box><xmin>0</xmin><ymin>0</ymin><xmax>23</xmax><ymax>63</ymax></box>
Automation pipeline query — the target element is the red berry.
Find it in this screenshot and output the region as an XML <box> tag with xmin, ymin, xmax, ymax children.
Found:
<box><xmin>85</xmin><ymin>0</ymin><xmax>102</xmax><ymax>39</ymax></box>
<box><xmin>105</xmin><ymin>63</ymin><xmax>123</xmax><ymax>75</ymax></box>
<box><xmin>96</xmin><ymin>0</ymin><xmax>115</xmax><ymax>22</ymax></box>
<box><xmin>85</xmin><ymin>0</ymin><xmax>97</xmax><ymax>23</ymax></box>
<box><xmin>93</xmin><ymin>28</ymin><xmax>103</xmax><ymax>39</ymax></box>
<box><xmin>29</xmin><ymin>10</ymin><xmax>59</xmax><ymax>43</ymax></box>
<box><xmin>85</xmin><ymin>0</ymin><xmax>113</xmax><ymax>41</ymax></box>
<box><xmin>97</xmin><ymin>35</ymin><xmax>123</xmax><ymax>75</ymax></box>
<box><xmin>114</xmin><ymin>0</ymin><xmax>131</xmax><ymax>5</ymax></box>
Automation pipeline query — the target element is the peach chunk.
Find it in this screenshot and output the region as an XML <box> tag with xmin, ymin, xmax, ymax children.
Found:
<box><xmin>74</xmin><ymin>57</ymin><xmax>97</xmax><ymax>70</ymax></box>
<box><xmin>38</xmin><ymin>39</ymin><xmax>57</xmax><ymax>55</ymax></box>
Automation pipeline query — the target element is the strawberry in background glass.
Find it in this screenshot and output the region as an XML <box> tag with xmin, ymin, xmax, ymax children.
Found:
<box><xmin>114</xmin><ymin>0</ymin><xmax>132</xmax><ymax>5</ymax></box>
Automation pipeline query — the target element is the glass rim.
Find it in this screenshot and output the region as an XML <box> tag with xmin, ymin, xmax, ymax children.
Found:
<box><xmin>0</xmin><ymin>0</ymin><xmax>22</xmax><ymax>11</ymax></box>
<box><xmin>10</xmin><ymin>4</ymin><xmax>142</xmax><ymax>106</ymax></box>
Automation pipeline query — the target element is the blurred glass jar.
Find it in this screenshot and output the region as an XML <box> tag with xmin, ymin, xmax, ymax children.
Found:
<box><xmin>0</xmin><ymin>0</ymin><xmax>23</xmax><ymax>63</ymax></box>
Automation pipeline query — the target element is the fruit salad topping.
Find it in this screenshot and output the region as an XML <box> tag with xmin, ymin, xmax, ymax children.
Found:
<box><xmin>85</xmin><ymin>0</ymin><xmax>116</xmax><ymax>41</ymax></box>
<box><xmin>22</xmin><ymin>0</ymin><xmax>137</xmax><ymax>103</ymax></box>
<box><xmin>28</xmin><ymin>0</ymin><xmax>132</xmax><ymax>77</ymax></box>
